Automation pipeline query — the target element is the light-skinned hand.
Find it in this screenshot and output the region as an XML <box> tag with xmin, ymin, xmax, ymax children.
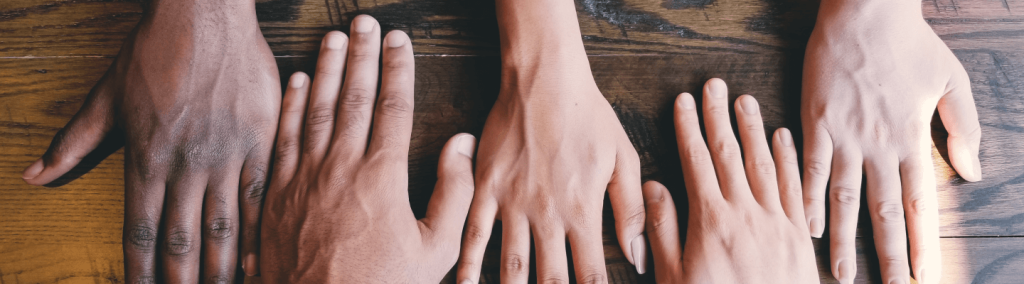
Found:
<box><xmin>259</xmin><ymin>16</ymin><xmax>477</xmax><ymax>283</ymax></box>
<box><xmin>802</xmin><ymin>1</ymin><xmax>981</xmax><ymax>283</ymax></box>
<box><xmin>644</xmin><ymin>79</ymin><xmax>818</xmax><ymax>283</ymax></box>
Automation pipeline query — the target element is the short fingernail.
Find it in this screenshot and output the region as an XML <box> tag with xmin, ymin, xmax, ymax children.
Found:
<box><xmin>917</xmin><ymin>269</ymin><xmax>926</xmax><ymax>284</ymax></box>
<box><xmin>740</xmin><ymin>95</ymin><xmax>759</xmax><ymax>115</ymax></box>
<box><xmin>678</xmin><ymin>93</ymin><xmax>695</xmax><ymax>110</ymax></box>
<box><xmin>353</xmin><ymin>15</ymin><xmax>375</xmax><ymax>33</ymax></box>
<box><xmin>631</xmin><ymin>235</ymin><xmax>647</xmax><ymax>274</ymax></box>
<box><xmin>458</xmin><ymin>134</ymin><xmax>476</xmax><ymax>158</ymax></box>
<box><xmin>244</xmin><ymin>253</ymin><xmax>258</xmax><ymax>276</ymax></box>
<box><xmin>386</xmin><ymin>31</ymin><xmax>407</xmax><ymax>48</ymax></box>
<box><xmin>836</xmin><ymin>259</ymin><xmax>853</xmax><ymax>284</ymax></box>
<box><xmin>707</xmin><ymin>78</ymin><xmax>726</xmax><ymax>98</ymax></box>
<box><xmin>809</xmin><ymin>217</ymin><xmax>823</xmax><ymax>238</ymax></box>
<box><xmin>23</xmin><ymin>158</ymin><xmax>44</xmax><ymax>180</ymax></box>
<box><xmin>289</xmin><ymin>73</ymin><xmax>306</xmax><ymax>89</ymax></box>
<box><xmin>325</xmin><ymin>32</ymin><xmax>346</xmax><ymax>49</ymax></box>
<box><xmin>778</xmin><ymin>128</ymin><xmax>793</xmax><ymax>147</ymax></box>
<box><xmin>888</xmin><ymin>279</ymin><xmax>905</xmax><ymax>284</ymax></box>
<box><xmin>459</xmin><ymin>280</ymin><xmax>474</xmax><ymax>284</ymax></box>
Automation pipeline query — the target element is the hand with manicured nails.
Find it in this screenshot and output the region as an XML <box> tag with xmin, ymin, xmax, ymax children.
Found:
<box><xmin>456</xmin><ymin>1</ymin><xmax>646</xmax><ymax>282</ymax></box>
<box><xmin>258</xmin><ymin>16</ymin><xmax>477</xmax><ymax>282</ymax></box>
<box><xmin>643</xmin><ymin>79</ymin><xmax>818</xmax><ymax>283</ymax></box>
<box><xmin>21</xmin><ymin>1</ymin><xmax>278</xmax><ymax>282</ymax></box>
<box><xmin>801</xmin><ymin>1</ymin><xmax>981</xmax><ymax>283</ymax></box>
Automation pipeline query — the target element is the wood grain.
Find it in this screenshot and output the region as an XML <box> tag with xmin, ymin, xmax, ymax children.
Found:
<box><xmin>2</xmin><ymin>0</ymin><xmax>1024</xmax><ymax>283</ymax></box>
<box><xmin>3</xmin><ymin>0</ymin><xmax>1024</xmax><ymax>58</ymax></box>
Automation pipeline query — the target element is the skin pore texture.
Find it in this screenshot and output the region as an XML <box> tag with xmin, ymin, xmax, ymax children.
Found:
<box><xmin>801</xmin><ymin>0</ymin><xmax>982</xmax><ymax>283</ymax></box>
<box><xmin>456</xmin><ymin>0</ymin><xmax>648</xmax><ymax>283</ymax></box>
<box><xmin>644</xmin><ymin>79</ymin><xmax>819</xmax><ymax>284</ymax></box>
<box><xmin>22</xmin><ymin>0</ymin><xmax>279</xmax><ymax>282</ymax></box>
<box><xmin>258</xmin><ymin>16</ymin><xmax>477</xmax><ymax>283</ymax></box>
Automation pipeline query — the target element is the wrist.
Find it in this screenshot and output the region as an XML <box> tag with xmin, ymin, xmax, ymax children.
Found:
<box><xmin>496</xmin><ymin>0</ymin><xmax>590</xmax><ymax>75</ymax></box>
<box><xmin>145</xmin><ymin>0</ymin><xmax>260</xmax><ymax>34</ymax></box>
<box><xmin>816</xmin><ymin>0</ymin><xmax>922</xmax><ymax>30</ymax></box>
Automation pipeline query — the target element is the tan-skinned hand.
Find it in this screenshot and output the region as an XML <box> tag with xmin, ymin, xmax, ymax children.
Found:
<box><xmin>456</xmin><ymin>1</ymin><xmax>646</xmax><ymax>282</ymax></box>
<box><xmin>22</xmin><ymin>1</ymin><xmax>279</xmax><ymax>282</ymax></box>
<box><xmin>259</xmin><ymin>16</ymin><xmax>477</xmax><ymax>283</ymax></box>
<box><xmin>644</xmin><ymin>79</ymin><xmax>818</xmax><ymax>283</ymax></box>
<box><xmin>801</xmin><ymin>1</ymin><xmax>982</xmax><ymax>283</ymax></box>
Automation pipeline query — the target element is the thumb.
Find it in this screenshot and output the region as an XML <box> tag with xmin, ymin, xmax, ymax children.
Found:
<box><xmin>937</xmin><ymin>62</ymin><xmax>982</xmax><ymax>182</ymax></box>
<box><xmin>608</xmin><ymin>145</ymin><xmax>647</xmax><ymax>275</ymax></box>
<box><xmin>420</xmin><ymin>134</ymin><xmax>477</xmax><ymax>256</ymax></box>
<box><xmin>23</xmin><ymin>87</ymin><xmax>115</xmax><ymax>186</ymax></box>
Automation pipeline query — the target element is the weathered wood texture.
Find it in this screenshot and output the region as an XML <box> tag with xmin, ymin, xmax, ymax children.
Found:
<box><xmin>2</xmin><ymin>0</ymin><xmax>1024</xmax><ymax>283</ymax></box>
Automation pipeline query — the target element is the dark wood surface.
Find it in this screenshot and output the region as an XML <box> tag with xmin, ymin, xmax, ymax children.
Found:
<box><xmin>2</xmin><ymin>0</ymin><xmax>1024</xmax><ymax>283</ymax></box>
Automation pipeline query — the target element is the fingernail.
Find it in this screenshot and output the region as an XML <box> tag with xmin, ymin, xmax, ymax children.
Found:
<box><xmin>353</xmin><ymin>15</ymin><xmax>375</xmax><ymax>33</ymax></box>
<box><xmin>459</xmin><ymin>280</ymin><xmax>473</xmax><ymax>284</ymax></box>
<box><xmin>458</xmin><ymin>134</ymin><xmax>476</xmax><ymax>158</ymax></box>
<box><xmin>740</xmin><ymin>95</ymin><xmax>759</xmax><ymax>115</ymax></box>
<box><xmin>917</xmin><ymin>269</ymin><xmax>926</xmax><ymax>284</ymax></box>
<box><xmin>888</xmin><ymin>279</ymin><xmax>905</xmax><ymax>284</ymax></box>
<box><xmin>778</xmin><ymin>128</ymin><xmax>793</xmax><ymax>147</ymax></box>
<box><xmin>809</xmin><ymin>217</ymin><xmax>823</xmax><ymax>238</ymax></box>
<box><xmin>244</xmin><ymin>253</ymin><xmax>258</xmax><ymax>276</ymax></box>
<box><xmin>23</xmin><ymin>158</ymin><xmax>43</xmax><ymax>180</ymax></box>
<box><xmin>289</xmin><ymin>73</ymin><xmax>306</xmax><ymax>89</ymax></box>
<box><xmin>325</xmin><ymin>32</ymin><xmax>346</xmax><ymax>50</ymax></box>
<box><xmin>707</xmin><ymin>78</ymin><xmax>726</xmax><ymax>98</ymax></box>
<box><xmin>631</xmin><ymin>235</ymin><xmax>647</xmax><ymax>274</ymax></box>
<box><xmin>836</xmin><ymin>259</ymin><xmax>853</xmax><ymax>284</ymax></box>
<box><xmin>678</xmin><ymin>93</ymin><xmax>695</xmax><ymax>110</ymax></box>
<box><xmin>386</xmin><ymin>32</ymin><xmax>407</xmax><ymax>48</ymax></box>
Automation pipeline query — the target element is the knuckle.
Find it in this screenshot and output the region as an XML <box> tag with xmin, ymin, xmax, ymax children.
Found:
<box><xmin>244</xmin><ymin>165</ymin><xmax>269</xmax><ymax>205</ymax></box>
<box><xmin>578</xmin><ymin>271</ymin><xmax>608</xmax><ymax>284</ymax></box>
<box><xmin>907</xmin><ymin>195</ymin><xmax>931</xmax><ymax>215</ymax></box>
<box><xmin>539</xmin><ymin>275</ymin><xmax>569</xmax><ymax>284</ymax></box>
<box><xmin>711</xmin><ymin>141</ymin><xmax>741</xmax><ymax>160</ymax></box>
<box><xmin>503</xmin><ymin>253</ymin><xmax>529</xmax><ymax>275</ymax></box>
<box><xmin>463</xmin><ymin>224</ymin><xmax>489</xmax><ymax>246</ymax></box>
<box><xmin>205</xmin><ymin>217</ymin><xmax>234</xmax><ymax>242</ymax></box>
<box><xmin>874</xmin><ymin>201</ymin><xmax>905</xmax><ymax>223</ymax></box>
<box><xmin>132</xmin><ymin>276</ymin><xmax>155</xmax><ymax>284</ymax></box>
<box><xmin>306</xmin><ymin>104</ymin><xmax>335</xmax><ymax>129</ymax></box>
<box><xmin>384</xmin><ymin>56</ymin><xmax>413</xmax><ymax>70</ymax></box>
<box><xmin>650</xmin><ymin>214</ymin><xmax>676</xmax><ymax>240</ymax></box>
<box><xmin>806</xmin><ymin>160</ymin><xmax>831</xmax><ymax>177</ymax></box>
<box><xmin>750</xmin><ymin>158</ymin><xmax>776</xmax><ymax>175</ymax></box>
<box><xmin>377</xmin><ymin>95</ymin><xmax>411</xmax><ymax>118</ymax></box>
<box><xmin>165</xmin><ymin>226</ymin><xmax>196</xmax><ymax>256</ymax></box>
<box><xmin>340</xmin><ymin>88</ymin><xmax>375</xmax><ymax>109</ymax></box>
<box><xmin>126</xmin><ymin>221</ymin><xmax>157</xmax><ymax>252</ymax></box>
<box><xmin>830</xmin><ymin>186</ymin><xmax>860</xmax><ymax>206</ymax></box>
<box><xmin>205</xmin><ymin>276</ymin><xmax>230</xmax><ymax>284</ymax></box>
<box><xmin>683</xmin><ymin>145</ymin><xmax>711</xmax><ymax>165</ymax></box>
<box><xmin>622</xmin><ymin>204</ymin><xmax>646</xmax><ymax>229</ymax></box>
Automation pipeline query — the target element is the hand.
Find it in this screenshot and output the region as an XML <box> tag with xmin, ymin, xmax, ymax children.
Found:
<box><xmin>21</xmin><ymin>1</ymin><xmax>279</xmax><ymax>282</ymax></box>
<box><xmin>643</xmin><ymin>79</ymin><xmax>818</xmax><ymax>283</ymax></box>
<box><xmin>456</xmin><ymin>2</ymin><xmax>646</xmax><ymax>282</ymax></box>
<box><xmin>802</xmin><ymin>1</ymin><xmax>981</xmax><ymax>283</ymax></box>
<box><xmin>258</xmin><ymin>16</ymin><xmax>477</xmax><ymax>282</ymax></box>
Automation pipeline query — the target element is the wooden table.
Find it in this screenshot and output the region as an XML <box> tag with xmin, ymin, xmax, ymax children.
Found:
<box><xmin>2</xmin><ymin>0</ymin><xmax>1023</xmax><ymax>283</ymax></box>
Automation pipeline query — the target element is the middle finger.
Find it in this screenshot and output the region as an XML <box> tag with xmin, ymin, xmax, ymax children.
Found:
<box><xmin>330</xmin><ymin>15</ymin><xmax>381</xmax><ymax>158</ymax></box>
<box><xmin>701</xmin><ymin>78</ymin><xmax>753</xmax><ymax>203</ymax></box>
<box><xmin>866</xmin><ymin>156</ymin><xmax>911</xmax><ymax>283</ymax></box>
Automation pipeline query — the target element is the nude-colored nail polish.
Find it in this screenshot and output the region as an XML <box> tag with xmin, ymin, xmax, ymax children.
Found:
<box><xmin>353</xmin><ymin>15</ymin><xmax>375</xmax><ymax>33</ymax></box>
<box><xmin>631</xmin><ymin>235</ymin><xmax>647</xmax><ymax>274</ymax></box>
<box><xmin>741</xmin><ymin>95</ymin><xmax>759</xmax><ymax>115</ymax></box>
<box><xmin>809</xmin><ymin>217</ymin><xmax>823</xmax><ymax>238</ymax></box>
<box><xmin>386</xmin><ymin>32</ymin><xmax>407</xmax><ymax>48</ymax></box>
<box><xmin>778</xmin><ymin>128</ymin><xmax>793</xmax><ymax>147</ymax></box>
<box><xmin>289</xmin><ymin>73</ymin><xmax>306</xmax><ymax>89</ymax></box>
<box><xmin>23</xmin><ymin>158</ymin><xmax>43</xmax><ymax>180</ymax></box>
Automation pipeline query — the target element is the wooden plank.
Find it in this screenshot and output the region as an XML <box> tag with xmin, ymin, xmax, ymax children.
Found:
<box><xmin>2</xmin><ymin>51</ymin><xmax>1024</xmax><ymax>282</ymax></box>
<box><xmin>2</xmin><ymin>0</ymin><xmax>1024</xmax><ymax>57</ymax></box>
